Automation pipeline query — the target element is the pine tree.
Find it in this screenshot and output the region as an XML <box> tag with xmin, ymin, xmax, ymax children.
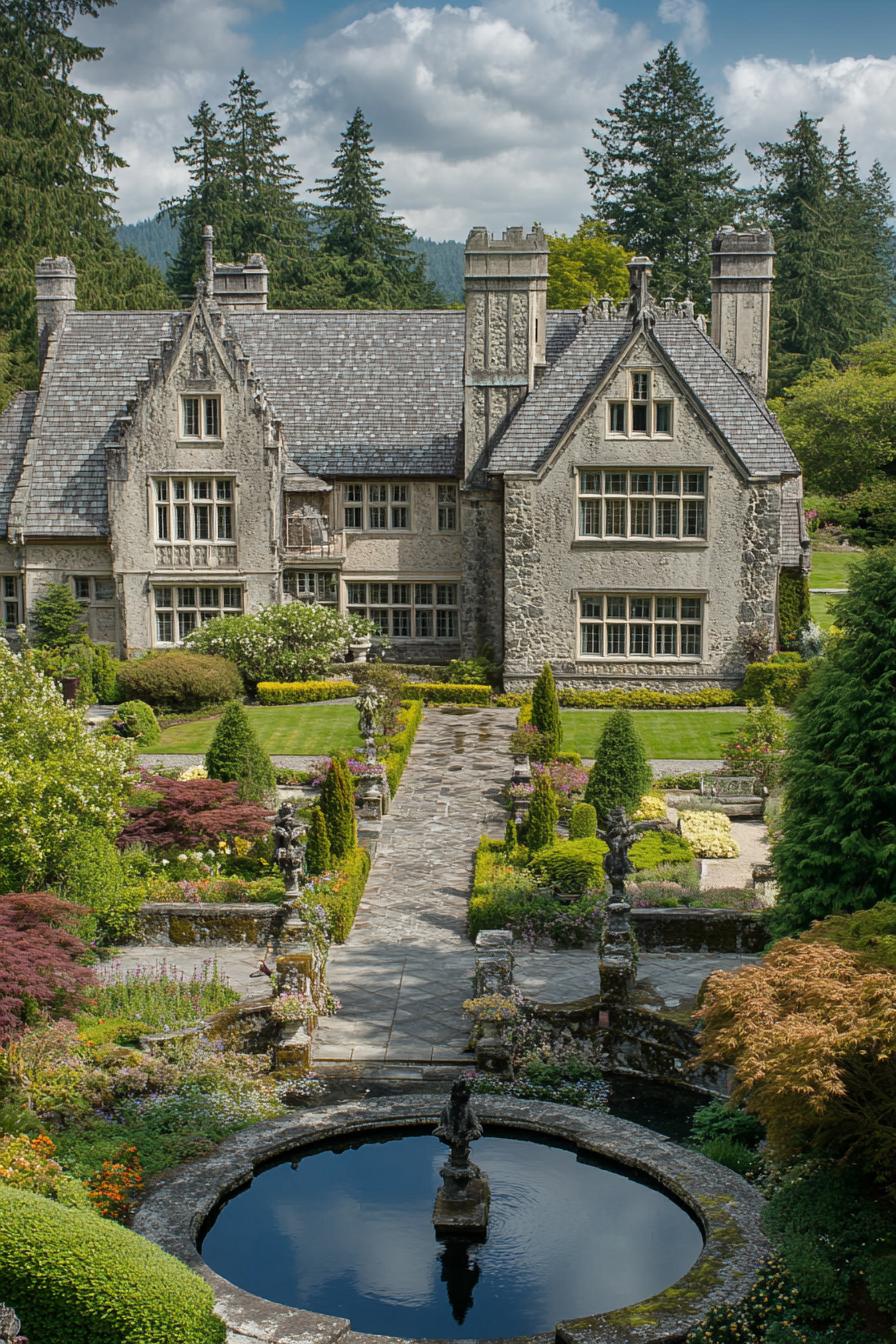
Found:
<box><xmin>525</xmin><ymin>773</ymin><xmax>558</xmax><ymax>853</ymax></box>
<box><xmin>0</xmin><ymin>1</ymin><xmax>175</xmax><ymax>402</ymax></box>
<box><xmin>530</xmin><ymin>663</ymin><xmax>562</xmax><ymax>755</ymax></box>
<box><xmin>771</xmin><ymin>549</ymin><xmax>896</xmax><ymax>935</ymax></box>
<box><xmin>315</xmin><ymin>108</ymin><xmax>442</xmax><ymax>308</ymax></box>
<box><xmin>584</xmin><ymin>710</ymin><xmax>652</xmax><ymax>823</ymax></box>
<box><xmin>319</xmin><ymin>757</ymin><xmax>356</xmax><ymax>859</ymax></box>
<box><xmin>305</xmin><ymin>806</ymin><xmax>332</xmax><ymax>876</ymax></box>
<box><xmin>585</xmin><ymin>43</ymin><xmax>739</xmax><ymax>302</ymax></box>
<box><xmin>503</xmin><ymin>817</ymin><xmax>518</xmax><ymax>858</ymax></box>
<box><xmin>205</xmin><ymin>701</ymin><xmax>276</xmax><ymax>802</ymax></box>
<box><xmin>30</xmin><ymin>583</ymin><xmax>84</xmax><ymax>649</ymax></box>
<box><xmin>164</xmin><ymin>100</ymin><xmax>230</xmax><ymax>299</ymax></box>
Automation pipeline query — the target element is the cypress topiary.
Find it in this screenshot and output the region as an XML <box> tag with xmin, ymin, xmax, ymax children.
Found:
<box><xmin>319</xmin><ymin>756</ymin><xmax>356</xmax><ymax>859</ymax></box>
<box><xmin>772</xmin><ymin>549</ymin><xmax>896</xmax><ymax>935</ymax></box>
<box><xmin>525</xmin><ymin>772</ymin><xmax>558</xmax><ymax>852</ymax></box>
<box><xmin>503</xmin><ymin>816</ymin><xmax>518</xmax><ymax>857</ymax></box>
<box><xmin>584</xmin><ymin>709</ymin><xmax>652</xmax><ymax>823</ymax></box>
<box><xmin>305</xmin><ymin>805</ymin><xmax>332</xmax><ymax>875</ymax></box>
<box><xmin>569</xmin><ymin>801</ymin><xmax>598</xmax><ymax>839</ymax></box>
<box><xmin>530</xmin><ymin>662</ymin><xmax>562</xmax><ymax>755</ymax></box>
<box><xmin>205</xmin><ymin>701</ymin><xmax>276</xmax><ymax>803</ymax></box>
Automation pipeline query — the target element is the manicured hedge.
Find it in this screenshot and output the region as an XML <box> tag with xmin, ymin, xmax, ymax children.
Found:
<box><xmin>318</xmin><ymin>845</ymin><xmax>372</xmax><ymax>942</ymax></box>
<box><xmin>256</xmin><ymin>678</ymin><xmax>356</xmax><ymax>704</ymax></box>
<box><xmin>558</xmin><ymin>686</ymin><xmax>738</xmax><ymax>708</ymax></box>
<box><xmin>401</xmin><ymin>681</ymin><xmax>492</xmax><ymax>705</ymax></box>
<box><xmin>741</xmin><ymin>657</ymin><xmax>811</xmax><ymax>707</ymax></box>
<box><xmin>0</xmin><ymin>1185</ymin><xmax>225</xmax><ymax>1344</ymax></box>
<box><xmin>116</xmin><ymin>652</ymin><xmax>243</xmax><ymax>711</ymax></box>
<box><xmin>382</xmin><ymin>698</ymin><xmax>424</xmax><ymax>793</ymax></box>
<box><xmin>113</xmin><ymin>699</ymin><xmax>160</xmax><ymax>748</ymax></box>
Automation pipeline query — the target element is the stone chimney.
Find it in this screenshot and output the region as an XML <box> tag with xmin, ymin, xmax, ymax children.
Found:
<box><xmin>463</xmin><ymin>225</ymin><xmax>547</xmax><ymax>478</ymax></box>
<box><xmin>710</xmin><ymin>226</ymin><xmax>775</xmax><ymax>397</ymax></box>
<box><xmin>35</xmin><ymin>256</ymin><xmax>76</xmax><ymax>371</ymax></box>
<box><xmin>212</xmin><ymin>252</ymin><xmax>269</xmax><ymax>312</ymax></box>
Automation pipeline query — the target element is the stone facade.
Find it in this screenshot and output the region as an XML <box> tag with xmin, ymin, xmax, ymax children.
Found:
<box><xmin>0</xmin><ymin>224</ymin><xmax>806</xmax><ymax>683</ymax></box>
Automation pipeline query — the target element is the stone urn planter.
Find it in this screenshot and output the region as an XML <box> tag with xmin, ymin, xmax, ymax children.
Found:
<box><xmin>349</xmin><ymin>636</ymin><xmax>372</xmax><ymax>663</ymax></box>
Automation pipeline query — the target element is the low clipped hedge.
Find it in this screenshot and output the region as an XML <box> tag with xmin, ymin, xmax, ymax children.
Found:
<box><xmin>557</xmin><ymin>686</ymin><xmax>738</xmax><ymax>708</ymax></box>
<box><xmin>256</xmin><ymin>678</ymin><xmax>356</xmax><ymax>704</ymax></box>
<box><xmin>529</xmin><ymin>831</ymin><xmax>694</xmax><ymax>893</ymax></box>
<box><xmin>382</xmin><ymin>698</ymin><xmax>424</xmax><ymax>793</ymax></box>
<box><xmin>741</xmin><ymin>657</ymin><xmax>811</xmax><ymax>707</ymax></box>
<box><xmin>116</xmin><ymin>652</ymin><xmax>243</xmax><ymax>711</ymax></box>
<box><xmin>0</xmin><ymin>1185</ymin><xmax>224</xmax><ymax>1344</ymax></box>
<box><xmin>319</xmin><ymin>845</ymin><xmax>371</xmax><ymax>942</ymax></box>
<box><xmin>401</xmin><ymin>681</ymin><xmax>492</xmax><ymax>705</ymax></box>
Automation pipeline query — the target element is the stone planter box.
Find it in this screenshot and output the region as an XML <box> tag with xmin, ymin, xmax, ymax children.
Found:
<box><xmin>135</xmin><ymin>902</ymin><xmax>279</xmax><ymax>947</ymax></box>
<box><xmin>631</xmin><ymin>907</ymin><xmax>768</xmax><ymax>954</ymax></box>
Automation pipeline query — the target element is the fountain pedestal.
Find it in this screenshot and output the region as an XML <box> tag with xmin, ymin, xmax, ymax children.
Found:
<box><xmin>433</xmin><ymin>1078</ymin><xmax>490</xmax><ymax>1241</ymax></box>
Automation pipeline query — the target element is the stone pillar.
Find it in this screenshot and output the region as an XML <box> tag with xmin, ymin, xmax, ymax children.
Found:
<box><xmin>35</xmin><ymin>256</ymin><xmax>76</xmax><ymax>371</ymax></box>
<box><xmin>599</xmin><ymin>898</ymin><xmax>637</xmax><ymax>1002</ymax></box>
<box><xmin>213</xmin><ymin>254</ymin><xmax>269</xmax><ymax>311</ymax></box>
<box><xmin>710</xmin><ymin>227</ymin><xmax>775</xmax><ymax>398</ymax></box>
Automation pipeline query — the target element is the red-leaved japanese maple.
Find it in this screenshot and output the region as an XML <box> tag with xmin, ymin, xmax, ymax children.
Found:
<box><xmin>118</xmin><ymin>774</ymin><xmax>270</xmax><ymax>851</ymax></box>
<box><xmin>0</xmin><ymin>892</ymin><xmax>94</xmax><ymax>1042</ymax></box>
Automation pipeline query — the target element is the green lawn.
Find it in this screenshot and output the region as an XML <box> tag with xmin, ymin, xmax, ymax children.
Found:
<box><xmin>560</xmin><ymin>709</ymin><xmax>748</xmax><ymax>760</ymax></box>
<box><xmin>155</xmin><ymin>704</ymin><xmax>361</xmax><ymax>756</ymax></box>
<box><xmin>810</xmin><ymin>591</ymin><xmax>842</xmax><ymax>631</ymax></box>
<box><xmin>810</xmin><ymin>547</ymin><xmax>862</xmax><ymax>590</ymax></box>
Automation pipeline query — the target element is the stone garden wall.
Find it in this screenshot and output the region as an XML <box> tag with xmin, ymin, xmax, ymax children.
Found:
<box><xmin>135</xmin><ymin>902</ymin><xmax>278</xmax><ymax>946</ymax></box>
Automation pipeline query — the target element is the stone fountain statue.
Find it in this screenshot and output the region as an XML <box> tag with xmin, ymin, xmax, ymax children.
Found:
<box><xmin>272</xmin><ymin>801</ymin><xmax>306</xmax><ymax>899</ymax></box>
<box><xmin>597</xmin><ymin>806</ymin><xmax>677</xmax><ymax>1000</ymax></box>
<box><xmin>0</xmin><ymin>1305</ymin><xmax>23</xmax><ymax>1344</ymax></box>
<box><xmin>356</xmin><ymin>683</ymin><xmax>384</xmax><ymax>765</ymax></box>
<box><xmin>433</xmin><ymin>1076</ymin><xmax>490</xmax><ymax>1240</ymax></box>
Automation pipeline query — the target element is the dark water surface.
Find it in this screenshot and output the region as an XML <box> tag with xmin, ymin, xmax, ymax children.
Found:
<box><xmin>200</xmin><ymin>1129</ymin><xmax>704</xmax><ymax>1339</ymax></box>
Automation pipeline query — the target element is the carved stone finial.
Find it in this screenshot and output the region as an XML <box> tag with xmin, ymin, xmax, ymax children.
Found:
<box><xmin>271</xmin><ymin>801</ymin><xmax>306</xmax><ymax>898</ymax></box>
<box><xmin>626</xmin><ymin>256</ymin><xmax>660</xmax><ymax>329</ymax></box>
<box><xmin>680</xmin><ymin>295</ymin><xmax>695</xmax><ymax>320</ymax></box>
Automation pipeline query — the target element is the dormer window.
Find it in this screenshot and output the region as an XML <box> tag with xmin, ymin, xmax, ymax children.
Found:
<box><xmin>607</xmin><ymin>372</ymin><xmax>673</xmax><ymax>438</ymax></box>
<box><xmin>181</xmin><ymin>395</ymin><xmax>221</xmax><ymax>441</ymax></box>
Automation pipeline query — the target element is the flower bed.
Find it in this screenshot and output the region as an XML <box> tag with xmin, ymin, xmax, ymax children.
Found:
<box><xmin>679</xmin><ymin>809</ymin><xmax>741</xmax><ymax>858</ymax></box>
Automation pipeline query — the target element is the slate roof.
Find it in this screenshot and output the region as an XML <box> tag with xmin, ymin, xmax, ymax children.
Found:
<box><xmin>0</xmin><ymin>391</ymin><xmax>36</xmax><ymax>533</ymax></box>
<box><xmin>488</xmin><ymin>315</ymin><xmax>799</xmax><ymax>477</ymax></box>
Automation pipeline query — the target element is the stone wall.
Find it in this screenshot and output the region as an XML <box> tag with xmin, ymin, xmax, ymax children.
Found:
<box><xmin>135</xmin><ymin>902</ymin><xmax>278</xmax><ymax>947</ymax></box>
<box><xmin>502</xmin><ymin>334</ymin><xmax>784</xmax><ymax>690</ymax></box>
<box><xmin>631</xmin><ymin>908</ymin><xmax>769</xmax><ymax>954</ymax></box>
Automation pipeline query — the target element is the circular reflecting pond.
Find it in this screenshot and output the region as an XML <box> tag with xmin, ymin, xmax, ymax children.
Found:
<box><xmin>201</xmin><ymin>1128</ymin><xmax>704</xmax><ymax>1339</ymax></box>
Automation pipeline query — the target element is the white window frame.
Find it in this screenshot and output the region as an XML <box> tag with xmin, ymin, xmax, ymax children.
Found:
<box><xmin>607</xmin><ymin>370</ymin><xmax>674</xmax><ymax>439</ymax></box>
<box><xmin>342</xmin><ymin>482</ymin><xmax>413</xmax><ymax>533</ymax></box>
<box><xmin>180</xmin><ymin>394</ymin><xmax>222</xmax><ymax>442</ymax></box>
<box><xmin>152</xmin><ymin>583</ymin><xmax>243</xmax><ymax>646</ymax></box>
<box><xmin>154</xmin><ymin>476</ymin><xmax>235</xmax><ymax>546</ymax></box>
<box><xmin>437</xmin><ymin>483</ymin><xmax>458</xmax><ymax>532</ymax></box>
<box><xmin>1</xmin><ymin>575</ymin><xmax>21</xmax><ymax>631</ymax></box>
<box><xmin>345</xmin><ymin>579</ymin><xmax>459</xmax><ymax>640</ymax></box>
<box><xmin>578</xmin><ymin>592</ymin><xmax>704</xmax><ymax>661</ymax></box>
<box><xmin>576</xmin><ymin>468</ymin><xmax>707</xmax><ymax>541</ymax></box>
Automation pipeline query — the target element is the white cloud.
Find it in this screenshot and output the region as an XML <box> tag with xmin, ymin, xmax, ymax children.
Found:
<box><xmin>657</xmin><ymin>0</ymin><xmax>708</xmax><ymax>54</ymax></box>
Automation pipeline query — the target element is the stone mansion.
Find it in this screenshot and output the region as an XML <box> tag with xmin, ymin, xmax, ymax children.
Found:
<box><xmin>0</xmin><ymin>223</ymin><xmax>807</xmax><ymax>689</ymax></box>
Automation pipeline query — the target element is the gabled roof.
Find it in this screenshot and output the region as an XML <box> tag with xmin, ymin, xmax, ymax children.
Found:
<box><xmin>488</xmin><ymin>315</ymin><xmax>799</xmax><ymax>478</ymax></box>
<box><xmin>0</xmin><ymin>391</ymin><xmax>36</xmax><ymax>533</ymax></box>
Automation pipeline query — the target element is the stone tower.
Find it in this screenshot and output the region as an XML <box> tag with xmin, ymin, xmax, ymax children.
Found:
<box><xmin>35</xmin><ymin>257</ymin><xmax>76</xmax><ymax>371</ymax></box>
<box><xmin>710</xmin><ymin>226</ymin><xmax>775</xmax><ymax>397</ymax></box>
<box><xmin>463</xmin><ymin>225</ymin><xmax>547</xmax><ymax>479</ymax></box>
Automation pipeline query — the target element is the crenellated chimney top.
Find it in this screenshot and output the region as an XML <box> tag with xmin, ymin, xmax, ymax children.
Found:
<box><xmin>35</xmin><ymin>256</ymin><xmax>76</xmax><ymax>372</ymax></box>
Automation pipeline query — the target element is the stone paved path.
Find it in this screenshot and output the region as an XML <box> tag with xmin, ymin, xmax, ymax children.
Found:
<box><xmin>312</xmin><ymin>707</ymin><xmax>512</xmax><ymax>1064</ymax></box>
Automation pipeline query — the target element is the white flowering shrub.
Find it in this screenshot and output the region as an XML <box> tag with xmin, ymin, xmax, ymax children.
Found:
<box><xmin>0</xmin><ymin>647</ymin><xmax>132</xmax><ymax>890</ymax></box>
<box><xmin>185</xmin><ymin>603</ymin><xmax>378</xmax><ymax>684</ymax></box>
<box><xmin>678</xmin><ymin>809</ymin><xmax>740</xmax><ymax>859</ymax></box>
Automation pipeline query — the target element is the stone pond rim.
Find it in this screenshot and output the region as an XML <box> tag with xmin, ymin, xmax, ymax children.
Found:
<box><xmin>133</xmin><ymin>1095</ymin><xmax>769</xmax><ymax>1344</ymax></box>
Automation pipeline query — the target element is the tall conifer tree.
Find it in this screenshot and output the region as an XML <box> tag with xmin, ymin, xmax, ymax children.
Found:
<box><xmin>0</xmin><ymin>0</ymin><xmax>175</xmax><ymax>401</ymax></box>
<box><xmin>315</xmin><ymin>108</ymin><xmax>442</xmax><ymax>308</ymax></box>
<box><xmin>584</xmin><ymin>43</ymin><xmax>739</xmax><ymax>302</ymax></box>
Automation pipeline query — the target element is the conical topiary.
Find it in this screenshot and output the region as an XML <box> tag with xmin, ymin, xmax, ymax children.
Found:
<box><xmin>531</xmin><ymin>662</ymin><xmax>562</xmax><ymax>756</ymax></box>
<box><xmin>305</xmin><ymin>805</ymin><xmax>332</xmax><ymax>875</ymax></box>
<box><xmin>525</xmin><ymin>772</ymin><xmax>558</xmax><ymax>852</ymax></box>
<box><xmin>205</xmin><ymin>700</ymin><xmax>276</xmax><ymax>802</ymax></box>
<box><xmin>569</xmin><ymin>801</ymin><xmax>597</xmax><ymax>839</ymax></box>
<box><xmin>319</xmin><ymin>756</ymin><xmax>357</xmax><ymax>859</ymax></box>
<box><xmin>584</xmin><ymin>709</ymin><xmax>652</xmax><ymax>824</ymax></box>
<box><xmin>503</xmin><ymin>816</ymin><xmax>518</xmax><ymax>858</ymax></box>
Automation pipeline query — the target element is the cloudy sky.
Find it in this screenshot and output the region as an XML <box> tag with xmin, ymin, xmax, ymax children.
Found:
<box><xmin>73</xmin><ymin>0</ymin><xmax>896</xmax><ymax>239</ymax></box>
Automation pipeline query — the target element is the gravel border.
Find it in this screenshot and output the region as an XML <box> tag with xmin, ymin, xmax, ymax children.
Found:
<box><xmin>134</xmin><ymin>1094</ymin><xmax>768</xmax><ymax>1344</ymax></box>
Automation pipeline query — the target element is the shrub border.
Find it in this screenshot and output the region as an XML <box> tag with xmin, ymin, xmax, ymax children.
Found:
<box><xmin>134</xmin><ymin>1095</ymin><xmax>768</xmax><ymax>1344</ymax></box>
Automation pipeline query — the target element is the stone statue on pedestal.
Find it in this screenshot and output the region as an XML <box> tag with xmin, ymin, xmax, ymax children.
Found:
<box><xmin>433</xmin><ymin>1076</ymin><xmax>490</xmax><ymax>1240</ymax></box>
<box><xmin>272</xmin><ymin>801</ymin><xmax>306</xmax><ymax>898</ymax></box>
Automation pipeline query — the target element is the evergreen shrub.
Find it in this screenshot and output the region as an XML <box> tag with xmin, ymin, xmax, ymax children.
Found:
<box><xmin>777</xmin><ymin>569</ymin><xmax>812</xmax><ymax>646</ymax></box>
<box><xmin>530</xmin><ymin>663</ymin><xmax>562</xmax><ymax>752</ymax></box>
<box><xmin>0</xmin><ymin>1185</ymin><xmax>225</xmax><ymax>1344</ymax></box>
<box><xmin>400</xmin><ymin>681</ymin><xmax>491</xmax><ymax>704</ymax></box>
<box><xmin>305</xmin><ymin>806</ymin><xmax>331</xmax><ymax>876</ymax></box>
<box><xmin>30</xmin><ymin>583</ymin><xmax>84</xmax><ymax>648</ymax></box>
<box><xmin>529</xmin><ymin>837</ymin><xmax>607</xmax><ymax>893</ymax></box>
<box><xmin>116</xmin><ymin>653</ymin><xmax>243</xmax><ymax>710</ymax></box>
<box><xmin>558</xmin><ymin>686</ymin><xmax>737</xmax><ymax>708</ymax></box>
<box><xmin>204</xmin><ymin>701</ymin><xmax>276</xmax><ymax>803</ymax></box>
<box><xmin>741</xmin><ymin>657</ymin><xmax>810</xmax><ymax>706</ymax></box>
<box><xmin>583</xmin><ymin>709</ymin><xmax>652</xmax><ymax>821</ymax></box>
<box><xmin>319</xmin><ymin>757</ymin><xmax>356</xmax><ymax>859</ymax></box>
<box><xmin>381</xmin><ymin>699</ymin><xmax>424</xmax><ymax>792</ymax></box>
<box><xmin>58</xmin><ymin>827</ymin><xmax>142</xmax><ymax>943</ymax></box>
<box><xmin>112</xmin><ymin>700</ymin><xmax>159</xmax><ymax>748</ymax></box>
<box><xmin>255</xmin><ymin>678</ymin><xmax>355</xmax><ymax>705</ymax></box>
<box><xmin>318</xmin><ymin>845</ymin><xmax>371</xmax><ymax>942</ymax></box>
<box><xmin>524</xmin><ymin>773</ymin><xmax>558</xmax><ymax>851</ymax></box>
<box><xmin>569</xmin><ymin>802</ymin><xmax>597</xmax><ymax>838</ymax></box>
